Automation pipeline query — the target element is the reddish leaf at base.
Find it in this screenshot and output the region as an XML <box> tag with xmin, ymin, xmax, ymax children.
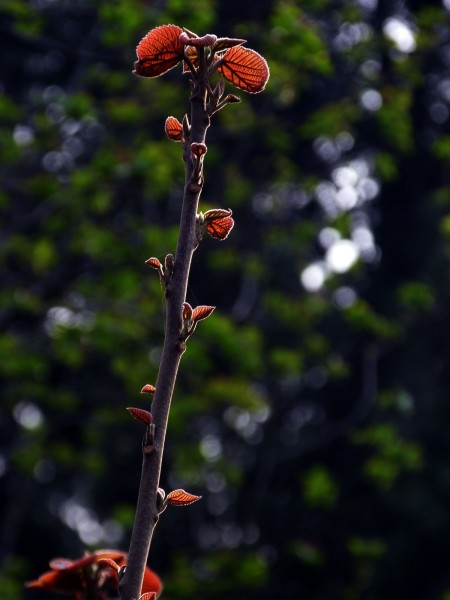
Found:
<box><xmin>26</xmin><ymin>550</ymin><xmax>162</xmax><ymax>597</ymax></box>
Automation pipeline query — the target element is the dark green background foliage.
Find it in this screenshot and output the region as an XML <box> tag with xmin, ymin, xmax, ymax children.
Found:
<box><xmin>1</xmin><ymin>0</ymin><xmax>450</xmax><ymax>598</ymax></box>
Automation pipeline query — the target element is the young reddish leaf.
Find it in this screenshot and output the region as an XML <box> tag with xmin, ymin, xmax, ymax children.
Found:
<box><xmin>134</xmin><ymin>24</ymin><xmax>184</xmax><ymax>78</ymax></box>
<box><xmin>26</xmin><ymin>570</ymin><xmax>83</xmax><ymax>593</ymax></box>
<box><xmin>213</xmin><ymin>37</ymin><xmax>247</xmax><ymax>52</ymax></box>
<box><xmin>206</xmin><ymin>215</ymin><xmax>234</xmax><ymax>240</ymax></box>
<box><xmin>203</xmin><ymin>208</ymin><xmax>232</xmax><ymax>220</ymax></box>
<box><xmin>140</xmin><ymin>384</ymin><xmax>156</xmax><ymax>394</ymax></box>
<box><xmin>166</xmin><ymin>489</ymin><xmax>202</xmax><ymax>506</ymax></box>
<box><xmin>191</xmin><ymin>142</ymin><xmax>207</xmax><ymax>157</ymax></box>
<box><xmin>218</xmin><ymin>46</ymin><xmax>269</xmax><ymax>93</ymax></box>
<box><xmin>225</xmin><ymin>93</ymin><xmax>241</xmax><ymax>103</ymax></box>
<box><xmin>127</xmin><ymin>407</ymin><xmax>153</xmax><ymax>426</ymax></box>
<box><xmin>204</xmin><ymin>208</ymin><xmax>235</xmax><ymax>240</ymax></box>
<box><xmin>165</xmin><ymin>116</ymin><xmax>183</xmax><ymax>141</ymax></box>
<box><xmin>27</xmin><ymin>550</ymin><xmax>156</xmax><ymax>596</ymax></box>
<box><xmin>145</xmin><ymin>257</ymin><xmax>163</xmax><ymax>271</ymax></box>
<box><xmin>192</xmin><ymin>305</ymin><xmax>215</xmax><ymax>322</ymax></box>
<box><xmin>182</xmin><ymin>302</ymin><xmax>193</xmax><ymax>320</ymax></box>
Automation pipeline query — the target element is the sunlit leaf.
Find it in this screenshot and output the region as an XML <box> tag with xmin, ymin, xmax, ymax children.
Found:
<box><xmin>201</xmin><ymin>208</ymin><xmax>235</xmax><ymax>241</ymax></box>
<box><xmin>145</xmin><ymin>257</ymin><xmax>163</xmax><ymax>271</ymax></box>
<box><xmin>166</xmin><ymin>488</ymin><xmax>202</xmax><ymax>506</ymax></box>
<box><xmin>141</xmin><ymin>384</ymin><xmax>156</xmax><ymax>394</ymax></box>
<box><xmin>192</xmin><ymin>305</ymin><xmax>215</xmax><ymax>322</ymax></box>
<box><xmin>218</xmin><ymin>46</ymin><xmax>269</xmax><ymax>93</ymax></box>
<box><xmin>165</xmin><ymin>116</ymin><xmax>183</xmax><ymax>141</ymax></box>
<box><xmin>127</xmin><ymin>407</ymin><xmax>153</xmax><ymax>426</ymax></box>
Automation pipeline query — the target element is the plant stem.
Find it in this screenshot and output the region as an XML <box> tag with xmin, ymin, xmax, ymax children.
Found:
<box><xmin>119</xmin><ymin>78</ymin><xmax>210</xmax><ymax>600</ymax></box>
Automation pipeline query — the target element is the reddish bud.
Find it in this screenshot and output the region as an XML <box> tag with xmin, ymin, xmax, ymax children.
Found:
<box><xmin>165</xmin><ymin>116</ymin><xmax>183</xmax><ymax>141</ymax></box>
<box><xmin>145</xmin><ymin>257</ymin><xmax>163</xmax><ymax>272</ymax></box>
<box><xmin>183</xmin><ymin>45</ymin><xmax>199</xmax><ymax>72</ymax></box>
<box><xmin>182</xmin><ymin>302</ymin><xmax>193</xmax><ymax>320</ymax></box>
<box><xmin>191</xmin><ymin>142</ymin><xmax>207</xmax><ymax>157</ymax></box>
<box><xmin>167</xmin><ymin>489</ymin><xmax>202</xmax><ymax>506</ymax></box>
<box><xmin>127</xmin><ymin>407</ymin><xmax>153</xmax><ymax>426</ymax></box>
<box><xmin>140</xmin><ymin>594</ymin><xmax>157</xmax><ymax>600</ymax></box>
<box><xmin>192</xmin><ymin>305</ymin><xmax>215</xmax><ymax>322</ymax></box>
<box><xmin>164</xmin><ymin>253</ymin><xmax>174</xmax><ymax>271</ymax></box>
<box><xmin>140</xmin><ymin>384</ymin><xmax>156</xmax><ymax>394</ymax></box>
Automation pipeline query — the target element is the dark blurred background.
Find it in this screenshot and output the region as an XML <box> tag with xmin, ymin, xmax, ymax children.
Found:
<box><xmin>1</xmin><ymin>0</ymin><xmax>450</xmax><ymax>598</ymax></box>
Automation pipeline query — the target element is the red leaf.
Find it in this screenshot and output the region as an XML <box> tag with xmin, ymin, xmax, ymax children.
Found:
<box><xmin>165</xmin><ymin>116</ymin><xmax>183</xmax><ymax>141</ymax></box>
<box><xmin>206</xmin><ymin>215</ymin><xmax>234</xmax><ymax>240</ymax></box>
<box><xmin>26</xmin><ymin>570</ymin><xmax>83</xmax><ymax>593</ymax></box>
<box><xmin>218</xmin><ymin>46</ymin><xmax>269</xmax><ymax>93</ymax></box>
<box><xmin>141</xmin><ymin>566</ymin><xmax>163</xmax><ymax>596</ymax></box>
<box><xmin>140</xmin><ymin>594</ymin><xmax>157</xmax><ymax>600</ymax></box>
<box><xmin>134</xmin><ymin>24</ymin><xmax>184</xmax><ymax>78</ymax></box>
<box><xmin>166</xmin><ymin>489</ymin><xmax>202</xmax><ymax>506</ymax></box>
<box><xmin>127</xmin><ymin>407</ymin><xmax>153</xmax><ymax>426</ymax></box>
<box><xmin>192</xmin><ymin>305</ymin><xmax>215</xmax><ymax>322</ymax></box>
<box><xmin>203</xmin><ymin>208</ymin><xmax>232</xmax><ymax>220</ymax></box>
<box><xmin>145</xmin><ymin>257</ymin><xmax>163</xmax><ymax>271</ymax></box>
<box><xmin>26</xmin><ymin>550</ymin><xmax>159</xmax><ymax>596</ymax></box>
<box><xmin>140</xmin><ymin>384</ymin><xmax>156</xmax><ymax>394</ymax></box>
